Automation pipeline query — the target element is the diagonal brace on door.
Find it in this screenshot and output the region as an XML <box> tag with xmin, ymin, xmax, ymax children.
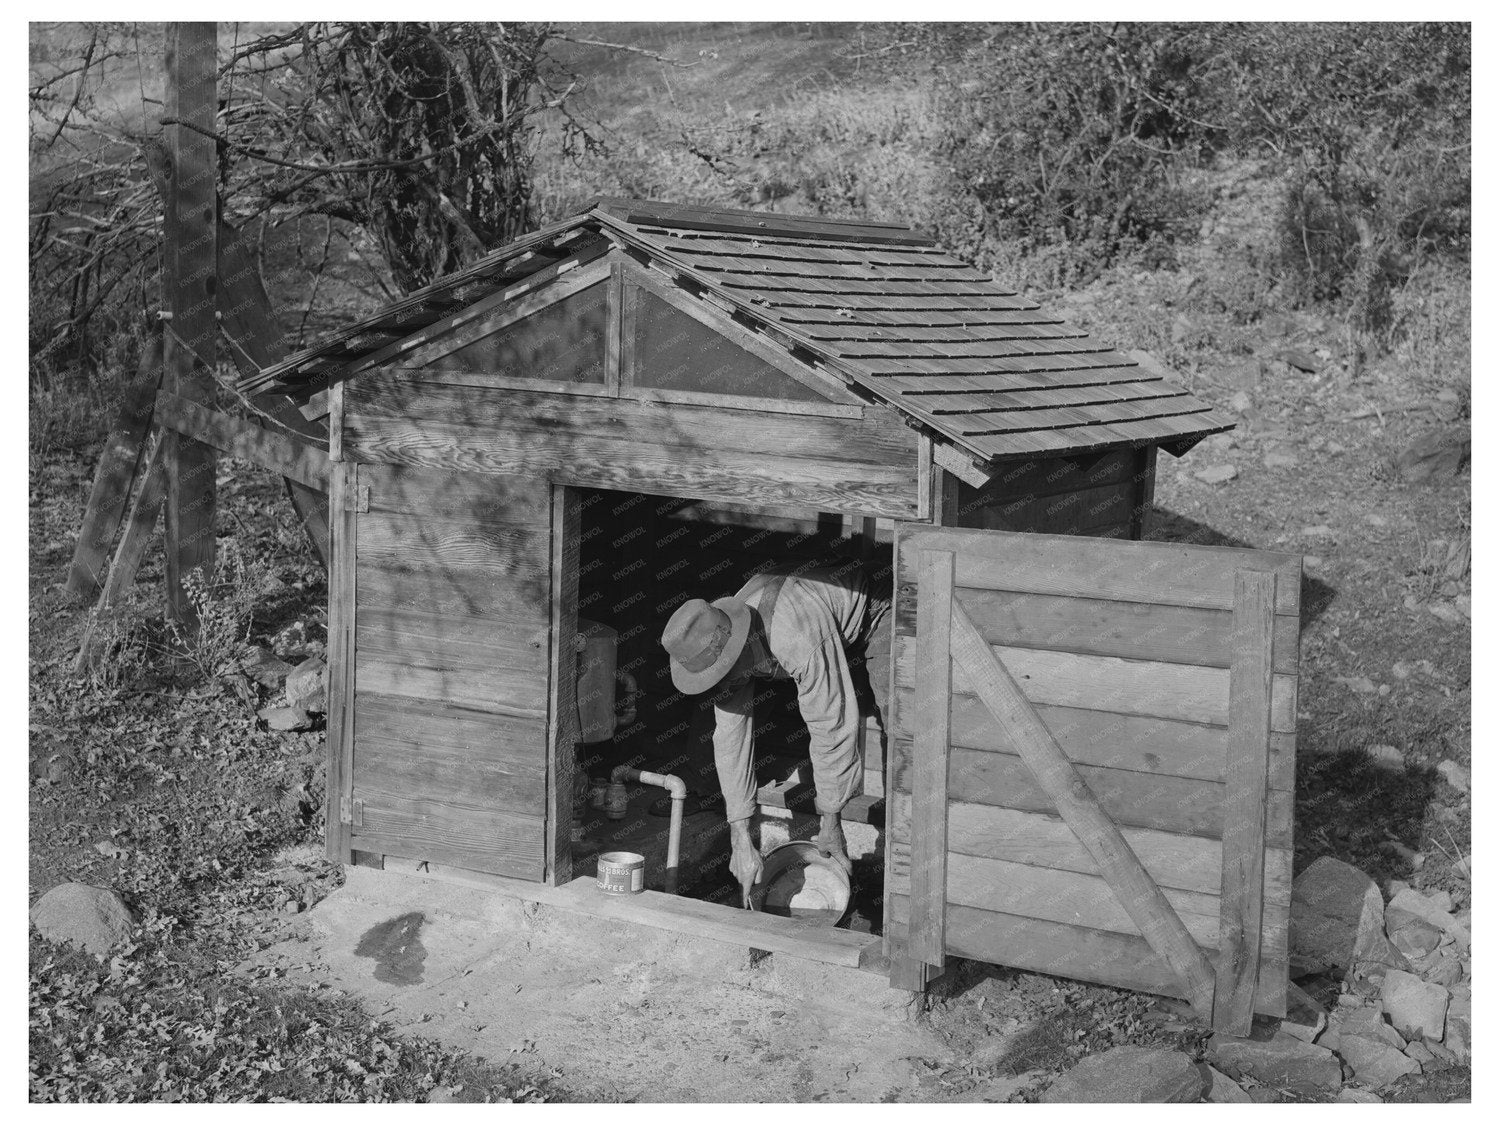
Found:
<box><xmin>932</xmin><ymin>549</ymin><xmax>1219</xmax><ymax>1018</ymax></box>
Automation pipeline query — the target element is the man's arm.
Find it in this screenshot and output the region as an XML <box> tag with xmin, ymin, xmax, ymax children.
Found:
<box><xmin>712</xmin><ymin>681</ymin><xmax>757</xmax><ymax>823</ymax></box>
<box><xmin>789</xmin><ymin>640</ymin><xmax>862</xmax><ymax>874</ymax></box>
<box><xmin>712</xmin><ymin>682</ymin><xmax>764</xmax><ymax>898</ymax></box>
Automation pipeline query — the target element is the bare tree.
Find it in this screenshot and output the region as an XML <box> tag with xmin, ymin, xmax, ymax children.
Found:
<box><xmin>29</xmin><ymin>21</ymin><xmax>605</xmax><ymax>382</ymax></box>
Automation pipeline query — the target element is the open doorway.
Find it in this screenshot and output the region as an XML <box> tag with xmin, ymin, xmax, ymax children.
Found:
<box><xmin>565</xmin><ymin>486</ymin><xmax>894</xmax><ymax>930</ymax></box>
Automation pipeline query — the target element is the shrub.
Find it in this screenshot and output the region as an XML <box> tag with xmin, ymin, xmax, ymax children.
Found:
<box><xmin>932</xmin><ymin>23</ymin><xmax>1228</xmax><ymax>284</ymax></box>
<box><xmin>1224</xmin><ymin>23</ymin><xmax>1471</xmax><ymax>334</ymax></box>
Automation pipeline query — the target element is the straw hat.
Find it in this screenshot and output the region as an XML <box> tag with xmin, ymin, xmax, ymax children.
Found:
<box><xmin>661</xmin><ymin>596</ymin><xmax>752</xmax><ymax>694</ymax></box>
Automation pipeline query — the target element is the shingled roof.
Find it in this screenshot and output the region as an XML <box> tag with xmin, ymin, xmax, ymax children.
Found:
<box><xmin>243</xmin><ymin>198</ymin><xmax>1232</xmax><ymax>464</ymax></box>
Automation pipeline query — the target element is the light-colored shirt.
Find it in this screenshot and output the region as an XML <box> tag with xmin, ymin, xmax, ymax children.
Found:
<box><xmin>713</xmin><ymin>562</ymin><xmax>873</xmax><ymax>823</ymax></box>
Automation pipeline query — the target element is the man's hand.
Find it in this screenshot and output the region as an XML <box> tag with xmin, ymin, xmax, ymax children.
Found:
<box><xmin>729</xmin><ymin>820</ymin><xmax>764</xmax><ymax>906</ymax></box>
<box><xmin>815</xmin><ymin>813</ymin><xmax>853</xmax><ymax>875</ymax></box>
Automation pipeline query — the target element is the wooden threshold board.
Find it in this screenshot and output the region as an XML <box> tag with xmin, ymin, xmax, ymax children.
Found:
<box><xmin>550</xmin><ymin>878</ymin><xmax>877</xmax><ymax>969</ymax></box>
<box><xmin>375</xmin><ymin>860</ymin><xmax>879</xmax><ymax>970</ymax></box>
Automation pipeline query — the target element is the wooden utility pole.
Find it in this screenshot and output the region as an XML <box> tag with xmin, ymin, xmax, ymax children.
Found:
<box><xmin>162</xmin><ymin>22</ymin><xmax>219</xmax><ymax>625</ymax></box>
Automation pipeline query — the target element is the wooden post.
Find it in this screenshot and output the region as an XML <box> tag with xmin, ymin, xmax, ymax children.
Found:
<box><xmin>1213</xmin><ymin>571</ymin><xmax>1277</xmax><ymax>1033</ymax></box>
<box><xmin>142</xmin><ymin>137</ymin><xmax>331</xmax><ymax>566</ymax></box>
<box><xmin>905</xmin><ymin>550</ymin><xmax>954</xmax><ymax>968</ymax></box>
<box><xmin>1131</xmin><ymin>446</ymin><xmax>1158</xmax><ymax>540</ymax></box>
<box><xmin>162</xmin><ymin>22</ymin><xmax>219</xmax><ymax>626</ymax></box>
<box><xmin>546</xmin><ymin>485</ymin><xmax>581</xmax><ymax>886</ymax></box>
<box><xmin>65</xmin><ymin>336</ymin><xmax>164</xmax><ymax>599</ymax></box>
<box><xmin>75</xmin><ymin>436</ymin><xmax>168</xmax><ymax>673</ymax></box>
<box><xmin>324</xmin><ymin>460</ymin><xmax>358</xmax><ymax>864</ymax></box>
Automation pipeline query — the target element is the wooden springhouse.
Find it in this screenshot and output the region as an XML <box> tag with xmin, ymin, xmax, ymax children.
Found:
<box><xmin>229</xmin><ymin>199</ymin><xmax>1300</xmax><ymax>1031</ymax></box>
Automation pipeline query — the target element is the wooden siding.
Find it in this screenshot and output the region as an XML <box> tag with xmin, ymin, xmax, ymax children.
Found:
<box><xmin>343</xmin><ymin>374</ymin><xmax>921</xmax><ymax>519</ymax></box>
<box><xmin>941</xmin><ymin>448</ymin><xmax>1145</xmax><ymax>538</ymax></box>
<box><xmin>348</xmin><ymin>463</ymin><xmax>557</xmax><ymax>881</ymax></box>
<box><xmin>884</xmin><ymin>527</ymin><xmax>1301</xmax><ymax>1016</ymax></box>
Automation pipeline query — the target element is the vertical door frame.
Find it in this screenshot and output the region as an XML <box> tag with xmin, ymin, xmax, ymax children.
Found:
<box><xmin>545</xmin><ymin>485</ymin><xmax>582</xmax><ymax>885</ymax></box>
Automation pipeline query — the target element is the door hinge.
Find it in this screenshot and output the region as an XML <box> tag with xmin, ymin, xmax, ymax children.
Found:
<box><xmin>339</xmin><ymin>795</ymin><xmax>363</xmax><ymax>826</ymax></box>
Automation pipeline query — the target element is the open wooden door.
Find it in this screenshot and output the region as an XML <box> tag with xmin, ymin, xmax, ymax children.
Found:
<box><xmin>883</xmin><ymin>527</ymin><xmax>1301</xmax><ymax>1034</ymax></box>
<box><xmin>327</xmin><ymin>463</ymin><xmax>575</xmax><ymax>884</ymax></box>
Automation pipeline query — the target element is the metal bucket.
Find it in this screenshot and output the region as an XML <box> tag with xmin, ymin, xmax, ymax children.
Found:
<box><xmin>596</xmin><ymin>851</ymin><xmax>645</xmax><ymax>895</ymax></box>
<box><xmin>750</xmin><ymin>841</ymin><xmax>851</xmax><ymax>925</ymax></box>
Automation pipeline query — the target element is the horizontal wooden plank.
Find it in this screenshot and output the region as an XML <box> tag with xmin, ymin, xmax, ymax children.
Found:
<box><xmin>154</xmin><ymin>390</ymin><xmax>329</xmax><ymax>491</ymax></box>
<box><xmin>893</xmin><ymin>853</ymin><xmax>1291</xmax><ymax>952</ymax></box>
<box><xmin>549</xmin><ymin>877</ymin><xmax>875</xmax><ymax>966</ymax></box>
<box><xmin>938</xmin><ymin>802</ymin><xmax>1292</xmax><ymax>901</ymax></box>
<box><xmin>894</xmin><ymin>636</ymin><xmax>1230</xmax><ymax>725</ymax></box>
<box><xmin>953</xmin><ymin>588</ymin><xmax>1300</xmax><ymax>674</ymax></box>
<box><xmin>905</xmin><ymin>743</ymin><xmax>1293</xmax><ymax>847</ymax></box>
<box><xmin>356</xmin><ymin>605</ymin><xmax>548</xmax><ymax>674</ymax></box>
<box><xmin>358</xmin><ymin>657</ymin><xmax>546</xmax><ymax>720</ymax></box>
<box><xmin>356</xmin><ymin>511</ymin><xmax>550</xmax><ymax>577</ymax></box>
<box><xmin>356</xmin><ymin>560</ymin><xmax>551</xmax><ymax>625</ymax></box>
<box><xmin>359</xmin><ymin>732</ymin><xmax>546</xmax><ymax>818</ymax></box>
<box><xmin>891</xmin><ymin>690</ymin><xmax>1295</xmax><ymax>792</ymax></box>
<box><xmin>888</xmin><ymin>898</ymin><xmax>1286</xmax><ymax>1017</ymax></box>
<box><xmin>346</xmin><ymin>414</ymin><xmax>919</xmax><ymax>519</ymax></box>
<box><xmin>354</xmin><ymin>691</ymin><xmax>546</xmax><ymax>763</ymax></box>
<box><xmin>349</xmin><ymin>375</ymin><xmax>912</xmax><ymax>468</ymax></box>
<box><xmin>357</xmin><ymin>462</ymin><xmax>551</xmax><ymax>524</ymax></box>
<box><xmin>351</xmin><ymin>793</ymin><xmax>546</xmax><ymax>881</ymax></box>
<box><xmin>899</xmin><ymin>527</ymin><xmax>1302</xmax><ymax>615</ymax></box>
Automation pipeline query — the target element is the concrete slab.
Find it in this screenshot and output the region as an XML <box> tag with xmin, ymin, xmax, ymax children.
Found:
<box><xmin>266</xmin><ymin>865</ymin><xmax>946</xmax><ymax>1101</ymax></box>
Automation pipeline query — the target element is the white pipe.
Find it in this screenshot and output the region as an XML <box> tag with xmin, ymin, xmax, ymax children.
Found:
<box><xmin>610</xmin><ymin>764</ymin><xmax>687</xmax><ymax>895</ymax></box>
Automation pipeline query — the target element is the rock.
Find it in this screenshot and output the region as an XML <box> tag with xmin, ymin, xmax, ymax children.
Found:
<box><xmin>258</xmin><ymin>706</ymin><xmax>314</xmax><ymax>732</ymax></box>
<box><xmin>1291</xmin><ymin>857</ymin><xmax>1405</xmax><ymax>976</ymax></box>
<box><xmin>1205</xmin><ymin>1065</ymin><xmax>1251</xmax><ymax>1103</ymax></box>
<box><xmin>1387</xmin><ymin>888</ymin><xmax>1467</xmax><ymax>945</ymax></box>
<box><xmin>426</xmin><ymin>1087</ymin><xmax>462</xmax><ymax>1103</ymax></box>
<box><xmin>1332</xmin><ymin>1005</ymin><xmax>1407</xmax><ymax>1051</ymax></box>
<box><xmin>1210</xmin><ymin>358</ymin><xmax>1263</xmax><ymax>392</ymax></box>
<box><xmin>1195</xmin><ymin>463</ymin><xmax>1238</xmax><ymax>485</ymax></box>
<box><xmin>1039</xmin><ymin>1046</ymin><xmax>1208</xmax><ymax>1103</ymax></box>
<box><xmin>1300</xmin><ymin>524</ymin><xmax>1336</xmax><ymax>539</ymax></box>
<box><xmin>1208</xmin><ymin>1031</ymin><xmax>1342</xmax><ymax>1094</ymax></box>
<box><xmin>1337</xmin><ymin>1033</ymin><xmax>1420</xmax><ymax>1090</ymax></box>
<box><xmin>1334</xmin><ymin>675</ymin><xmax>1378</xmax><ymax>695</ymax></box>
<box><xmin>241</xmin><ymin>646</ymin><xmax>294</xmax><ymax>689</ymax></box>
<box><xmin>1170</xmin><ymin>313</ymin><xmax>1196</xmax><ymax>344</ymax></box>
<box><xmin>1396</xmin><ymin>430</ymin><xmax>1470</xmax><ymax>482</ymax></box>
<box><xmin>1338</xmin><ymin>1089</ymin><xmax>1384</xmax><ymax>1104</ymax></box>
<box><xmin>1275</xmin><ymin>348</ymin><xmax>1319</xmax><ymax>372</ymax></box>
<box><xmin>1229</xmin><ymin>390</ymin><xmax>1254</xmax><ymax>414</ymax></box>
<box><xmin>1436</xmin><ymin>760</ymin><xmax>1470</xmax><ymax>793</ymax></box>
<box><xmin>285</xmin><ymin>657</ymin><xmax>328</xmax><ymax>714</ymax></box>
<box><xmin>1454</xmin><ymin>594</ymin><xmax>1471</xmax><ymax>619</ymax></box>
<box><xmin>1381</xmin><ymin>969</ymin><xmax>1448</xmax><ymax>1041</ymax></box>
<box><xmin>1388</xmin><ymin>919</ymin><xmax>1442</xmax><ymax>961</ymax></box>
<box><xmin>1365</xmin><ymin>744</ymin><xmax>1404</xmax><ymax>771</ymax></box>
<box><xmin>1280</xmin><ymin>984</ymin><xmax>1327</xmax><ymax>1044</ymax></box>
<box><xmin>1428</xmin><ymin>602</ymin><xmax>1462</xmax><ymax>625</ymax></box>
<box><xmin>1415</xmin><ymin>949</ymin><xmax>1464</xmax><ymax>988</ymax></box>
<box><xmin>1263</xmin><ymin>448</ymin><xmax>1298</xmax><ymax>469</ymax></box>
<box><xmin>30</xmin><ymin>883</ymin><xmax>135</xmax><ymax>954</ymax></box>
<box><xmin>1403</xmin><ymin>1039</ymin><xmax>1436</xmax><ymax>1068</ymax></box>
